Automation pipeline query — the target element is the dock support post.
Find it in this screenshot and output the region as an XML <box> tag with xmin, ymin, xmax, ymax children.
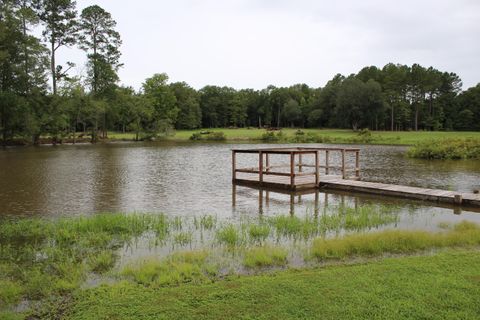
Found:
<box><xmin>315</xmin><ymin>151</ymin><xmax>319</xmax><ymax>185</ymax></box>
<box><xmin>325</xmin><ymin>150</ymin><xmax>329</xmax><ymax>175</ymax></box>
<box><xmin>355</xmin><ymin>151</ymin><xmax>360</xmax><ymax>179</ymax></box>
<box><xmin>232</xmin><ymin>150</ymin><xmax>236</xmax><ymax>181</ymax></box>
<box><xmin>290</xmin><ymin>152</ymin><xmax>295</xmax><ymax>187</ymax></box>
<box><xmin>265</xmin><ymin>153</ymin><xmax>270</xmax><ymax>172</ymax></box>
<box><xmin>341</xmin><ymin>149</ymin><xmax>346</xmax><ymax>179</ymax></box>
<box><xmin>290</xmin><ymin>194</ymin><xmax>295</xmax><ymax>215</ymax></box>
<box><xmin>258</xmin><ymin>151</ymin><xmax>264</xmax><ymax>184</ymax></box>
<box><xmin>298</xmin><ymin>154</ymin><xmax>303</xmax><ymax>172</ymax></box>
<box><xmin>454</xmin><ymin>194</ymin><xmax>463</xmax><ymax>205</ymax></box>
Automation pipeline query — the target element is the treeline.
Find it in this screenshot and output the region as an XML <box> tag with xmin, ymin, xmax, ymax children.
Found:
<box><xmin>1</xmin><ymin>1</ymin><xmax>480</xmax><ymax>145</ymax></box>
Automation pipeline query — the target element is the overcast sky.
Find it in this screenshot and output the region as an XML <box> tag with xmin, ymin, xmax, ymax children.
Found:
<box><xmin>64</xmin><ymin>0</ymin><xmax>480</xmax><ymax>90</ymax></box>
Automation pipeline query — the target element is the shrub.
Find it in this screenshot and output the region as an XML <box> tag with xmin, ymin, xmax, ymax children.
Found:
<box><xmin>189</xmin><ymin>132</ymin><xmax>226</xmax><ymax>141</ymax></box>
<box><xmin>407</xmin><ymin>138</ymin><xmax>480</xmax><ymax>159</ymax></box>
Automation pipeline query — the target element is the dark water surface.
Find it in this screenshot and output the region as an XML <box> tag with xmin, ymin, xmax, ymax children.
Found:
<box><xmin>1</xmin><ymin>142</ymin><xmax>479</xmax><ymax>227</ymax></box>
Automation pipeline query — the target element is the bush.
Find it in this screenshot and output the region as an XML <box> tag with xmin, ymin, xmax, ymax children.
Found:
<box><xmin>189</xmin><ymin>131</ymin><xmax>226</xmax><ymax>141</ymax></box>
<box><xmin>261</xmin><ymin>130</ymin><xmax>286</xmax><ymax>142</ymax></box>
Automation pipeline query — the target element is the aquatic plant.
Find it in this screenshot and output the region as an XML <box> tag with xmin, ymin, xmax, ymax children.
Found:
<box><xmin>243</xmin><ymin>246</ymin><xmax>288</xmax><ymax>268</ymax></box>
<box><xmin>216</xmin><ymin>224</ymin><xmax>243</xmax><ymax>246</ymax></box>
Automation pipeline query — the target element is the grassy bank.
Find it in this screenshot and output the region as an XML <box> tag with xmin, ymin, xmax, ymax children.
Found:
<box><xmin>1</xmin><ymin>209</ymin><xmax>480</xmax><ymax>319</ymax></box>
<box><xmin>108</xmin><ymin>128</ymin><xmax>480</xmax><ymax>145</ymax></box>
<box><xmin>68</xmin><ymin>249</ymin><xmax>480</xmax><ymax>319</ymax></box>
<box><xmin>407</xmin><ymin>138</ymin><xmax>480</xmax><ymax>159</ymax></box>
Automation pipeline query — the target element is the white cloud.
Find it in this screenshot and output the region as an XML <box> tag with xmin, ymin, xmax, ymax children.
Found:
<box><xmin>61</xmin><ymin>0</ymin><xmax>480</xmax><ymax>90</ymax></box>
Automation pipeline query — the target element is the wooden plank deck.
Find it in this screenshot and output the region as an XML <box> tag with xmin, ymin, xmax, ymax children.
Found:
<box><xmin>320</xmin><ymin>179</ymin><xmax>480</xmax><ymax>207</ymax></box>
<box><xmin>233</xmin><ymin>175</ymin><xmax>480</xmax><ymax>208</ymax></box>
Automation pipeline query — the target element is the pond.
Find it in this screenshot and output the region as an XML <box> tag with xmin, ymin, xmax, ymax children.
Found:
<box><xmin>1</xmin><ymin>141</ymin><xmax>480</xmax><ymax>229</ymax></box>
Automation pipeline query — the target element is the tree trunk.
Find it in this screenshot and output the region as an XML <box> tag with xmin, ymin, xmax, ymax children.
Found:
<box><xmin>391</xmin><ymin>104</ymin><xmax>394</xmax><ymax>131</ymax></box>
<box><xmin>415</xmin><ymin>105</ymin><xmax>419</xmax><ymax>131</ymax></box>
<box><xmin>51</xmin><ymin>40</ymin><xmax>57</xmax><ymax>95</ymax></box>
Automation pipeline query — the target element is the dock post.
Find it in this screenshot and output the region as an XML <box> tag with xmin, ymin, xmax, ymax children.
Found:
<box><xmin>232</xmin><ymin>150</ymin><xmax>236</xmax><ymax>181</ymax></box>
<box><xmin>325</xmin><ymin>150</ymin><xmax>329</xmax><ymax>175</ymax></box>
<box><xmin>454</xmin><ymin>194</ymin><xmax>463</xmax><ymax>205</ymax></box>
<box><xmin>265</xmin><ymin>153</ymin><xmax>270</xmax><ymax>172</ymax></box>
<box><xmin>355</xmin><ymin>151</ymin><xmax>360</xmax><ymax>179</ymax></box>
<box><xmin>315</xmin><ymin>151</ymin><xmax>319</xmax><ymax>185</ymax></box>
<box><xmin>290</xmin><ymin>152</ymin><xmax>295</xmax><ymax>187</ymax></box>
<box><xmin>259</xmin><ymin>151</ymin><xmax>263</xmax><ymax>183</ymax></box>
<box><xmin>341</xmin><ymin>149</ymin><xmax>346</xmax><ymax>179</ymax></box>
<box><xmin>298</xmin><ymin>154</ymin><xmax>303</xmax><ymax>172</ymax></box>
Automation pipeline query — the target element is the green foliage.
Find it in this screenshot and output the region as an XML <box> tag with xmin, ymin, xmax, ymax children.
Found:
<box><xmin>407</xmin><ymin>138</ymin><xmax>480</xmax><ymax>159</ymax></box>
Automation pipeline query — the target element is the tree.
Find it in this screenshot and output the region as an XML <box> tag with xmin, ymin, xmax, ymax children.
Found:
<box><xmin>170</xmin><ymin>82</ymin><xmax>201</xmax><ymax>129</ymax></box>
<box><xmin>36</xmin><ymin>0</ymin><xmax>77</xmax><ymax>95</ymax></box>
<box><xmin>78</xmin><ymin>5</ymin><xmax>121</xmax><ymax>96</ymax></box>
<box><xmin>142</xmin><ymin>73</ymin><xmax>178</xmax><ymax>135</ymax></box>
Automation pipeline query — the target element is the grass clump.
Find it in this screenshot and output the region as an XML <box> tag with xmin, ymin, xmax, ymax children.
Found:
<box><xmin>247</xmin><ymin>223</ymin><xmax>271</xmax><ymax>242</ymax></box>
<box><xmin>311</xmin><ymin>221</ymin><xmax>480</xmax><ymax>260</ymax></box>
<box><xmin>88</xmin><ymin>251</ymin><xmax>116</xmax><ymax>273</ymax></box>
<box><xmin>216</xmin><ymin>224</ymin><xmax>242</xmax><ymax>246</ymax></box>
<box><xmin>121</xmin><ymin>251</ymin><xmax>217</xmax><ymax>287</ymax></box>
<box><xmin>0</xmin><ymin>280</ymin><xmax>23</xmax><ymax>308</ymax></box>
<box><xmin>173</xmin><ymin>231</ymin><xmax>193</xmax><ymax>246</ymax></box>
<box><xmin>194</xmin><ymin>215</ymin><xmax>216</xmax><ymax>230</ymax></box>
<box><xmin>407</xmin><ymin>138</ymin><xmax>480</xmax><ymax>159</ymax></box>
<box><xmin>243</xmin><ymin>246</ymin><xmax>288</xmax><ymax>268</ymax></box>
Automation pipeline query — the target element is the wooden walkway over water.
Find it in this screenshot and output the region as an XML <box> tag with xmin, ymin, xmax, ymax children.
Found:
<box><xmin>232</xmin><ymin>147</ymin><xmax>480</xmax><ymax>208</ymax></box>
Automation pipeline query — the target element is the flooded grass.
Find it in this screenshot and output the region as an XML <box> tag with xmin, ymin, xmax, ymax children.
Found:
<box><xmin>216</xmin><ymin>224</ymin><xmax>243</xmax><ymax>246</ymax></box>
<box><xmin>243</xmin><ymin>246</ymin><xmax>288</xmax><ymax>268</ymax></box>
<box><xmin>0</xmin><ymin>206</ymin><xmax>478</xmax><ymax>318</ymax></box>
<box><xmin>310</xmin><ymin>221</ymin><xmax>480</xmax><ymax>260</ymax></box>
<box><xmin>121</xmin><ymin>251</ymin><xmax>217</xmax><ymax>287</ymax></box>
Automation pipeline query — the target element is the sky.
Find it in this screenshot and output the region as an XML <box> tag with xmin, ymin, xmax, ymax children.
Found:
<box><xmin>63</xmin><ymin>0</ymin><xmax>480</xmax><ymax>90</ymax></box>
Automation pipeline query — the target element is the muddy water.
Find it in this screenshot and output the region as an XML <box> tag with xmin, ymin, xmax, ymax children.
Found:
<box><xmin>0</xmin><ymin>142</ymin><xmax>479</xmax><ymax>228</ymax></box>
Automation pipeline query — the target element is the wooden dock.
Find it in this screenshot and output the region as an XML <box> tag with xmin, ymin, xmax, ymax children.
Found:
<box><xmin>232</xmin><ymin>147</ymin><xmax>480</xmax><ymax>208</ymax></box>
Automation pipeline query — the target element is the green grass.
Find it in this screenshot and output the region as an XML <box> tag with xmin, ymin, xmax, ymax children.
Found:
<box><xmin>243</xmin><ymin>246</ymin><xmax>288</xmax><ymax>268</ymax></box>
<box><xmin>121</xmin><ymin>251</ymin><xmax>216</xmax><ymax>287</ymax></box>
<box><xmin>247</xmin><ymin>223</ymin><xmax>271</xmax><ymax>242</ymax></box>
<box><xmin>67</xmin><ymin>249</ymin><xmax>480</xmax><ymax>319</ymax></box>
<box><xmin>216</xmin><ymin>224</ymin><xmax>243</xmax><ymax>246</ymax></box>
<box><xmin>108</xmin><ymin>128</ymin><xmax>480</xmax><ymax>146</ymax></box>
<box><xmin>311</xmin><ymin>221</ymin><xmax>480</xmax><ymax>260</ymax></box>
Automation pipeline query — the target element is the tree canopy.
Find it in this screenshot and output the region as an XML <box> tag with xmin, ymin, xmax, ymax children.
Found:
<box><xmin>1</xmin><ymin>1</ymin><xmax>479</xmax><ymax>146</ymax></box>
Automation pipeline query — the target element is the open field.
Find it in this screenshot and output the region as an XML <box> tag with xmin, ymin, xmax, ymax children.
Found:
<box><xmin>107</xmin><ymin>128</ymin><xmax>480</xmax><ymax>145</ymax></box>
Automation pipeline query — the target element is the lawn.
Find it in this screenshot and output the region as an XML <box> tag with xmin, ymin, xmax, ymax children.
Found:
<box><xmin>68</xmin><ymin>249</ymin><xmax>480</xmax><ymax>319</ymax></box>
<box><xmin>108</xmin><ymin>128</ymin><xmax>480</xmax><ymax>145</ymax></box>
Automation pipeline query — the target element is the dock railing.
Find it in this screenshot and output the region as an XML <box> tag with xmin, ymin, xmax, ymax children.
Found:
<box><xmin>232</xmin><ymin>147</ymin><xmax>360</xmax><ymax>187</ymax></box>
